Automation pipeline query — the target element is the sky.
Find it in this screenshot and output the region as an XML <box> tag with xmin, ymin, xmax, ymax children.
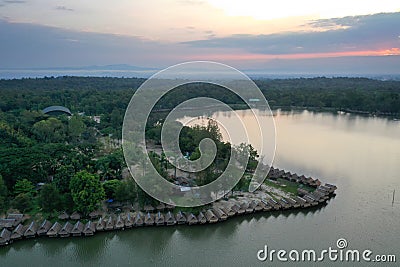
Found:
<box><xmin>0</xmin><ymin>0</ymin><xmax>400</xmax><ymax>74</ymax></box>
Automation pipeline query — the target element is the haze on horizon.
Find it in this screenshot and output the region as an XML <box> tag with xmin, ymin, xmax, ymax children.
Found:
<box><xmin>0</xmin><ymin>0</ymin><xmax>399</xmax><ymax>74</ymax></box>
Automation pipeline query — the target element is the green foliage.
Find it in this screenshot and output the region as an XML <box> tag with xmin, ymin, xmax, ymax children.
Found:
<box><xmin>53</xmin><ymin>165</ymin><xmax>76</xmax><ymax>193</ymax></box>
<box><xmin>13</xmin><ymin>179</ymin><xmax>35</xmax><ymax>196</ymax></box>
<box><xmin>38</xmin><ymin>183</ymin><xmax>62</xmax><ymax>212</ymax></box>
<box><xmin>12</xmin><ymin>193</ymin><xmax>33</xmax><ymax>212</ymax></box>
<box><xmin>0</xmin><ymin>175</ymin><xmax>8</xmax><ymax>212</ymax></box>
<box><xmin>68</xmin><ymin>115</ymin><xmax>86</xmax><ymax>142</ymax></box>
<box><xmin>33</xmin><ymin>117</ymin><xmax>65</xmax><ymax>143</ymax></box>
<box><xmin>102</xmin><ymin>179</ymin><xmax>122</xmax><ymax>199</ymax></box>
<box><xmin>114</xmin><ymin>179</ymin><xmax>137</xmax><ymax>203</ymax></box>
<box><xmin>69</xmin><ymin>171</ymin><xmax>105</xmax><ymax>215</ymax></box>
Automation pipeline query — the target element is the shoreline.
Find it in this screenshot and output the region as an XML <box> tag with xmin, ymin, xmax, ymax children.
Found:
<box><xmin>0</xmin><ymin>167</ymin><xmax>337</xmax><ymax>247</ymax></box>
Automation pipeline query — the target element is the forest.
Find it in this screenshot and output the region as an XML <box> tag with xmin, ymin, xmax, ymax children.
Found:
<box><xmin>0</xmin><ymin>76</ymin><xmax>398</xmax><ymax>219</ymax></box>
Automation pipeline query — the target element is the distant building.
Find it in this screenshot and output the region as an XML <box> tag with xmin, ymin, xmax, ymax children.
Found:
<box><xmin>92</xmin><ymin>116</ymin><xmax>101</xmax><ymax>123</ymax></box>
<box><xmin>42</xmin><ymin>106</ymin><xmax>72</xmax><ymax>116</ymax></box>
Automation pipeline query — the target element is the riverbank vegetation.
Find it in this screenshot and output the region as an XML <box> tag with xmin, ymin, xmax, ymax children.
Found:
<box><xmin>0</xmin><ymin>76</ymin><xmax>398</xmax><ymax>220</ymax></box>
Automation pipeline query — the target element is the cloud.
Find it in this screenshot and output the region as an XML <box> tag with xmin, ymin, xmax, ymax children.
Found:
<box><xmin>1</xmin><ymin>0</ymin><xmax>26</xmax><ymax>4</ymax></box>
<box><xmin>55</xmin><ymin>6</ymin><xmax>74</xmax><ymax>12</ymax></box>
<box><xmin>183</xmin><ymin>12</ymin><xmax>400</xmax><ymax>55</ymax></box>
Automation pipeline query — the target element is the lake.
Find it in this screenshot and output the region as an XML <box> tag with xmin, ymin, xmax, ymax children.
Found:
<box><xmin>1</xmin><ymin>109</ymin><xmax>399</xmax><ymax>266</ymax></box>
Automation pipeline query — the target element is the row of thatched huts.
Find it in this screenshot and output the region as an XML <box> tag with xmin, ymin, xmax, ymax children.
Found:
<box><xmin>1</xmin><ymin>182</ymin><xmax>337</xmax><ymax>246</ymax></box>
<box><xmin>267</xmin><ymin>167</ymin><xmax>322</xmax><ymax>187</ymax></box>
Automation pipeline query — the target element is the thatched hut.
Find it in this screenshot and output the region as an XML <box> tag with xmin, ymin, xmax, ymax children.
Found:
<box><xmin>156</xmin><ymin>202</ymin><xmax>165</xmax><ymax>211</ymax></box>
<box><xmin>59</xmin><ymin>222</ymin><xmax>73</xmax><ymax>237</ymax></box>
<box><xmin>212</xmin><ymin>207</ymin><xmax>227</xmax><ymax>221</ymax></box>
<box><xmin>237</xmin><ymin>202</ymin><xmax>247</xmax><ymax>215</ymax></box>
<box><xmin>47</xmin><ymin>222</ymin><xmax>62</xmax><ymax>237</ymax></box>
<box><xmin>144</xmin><ymin>212</ymin><xmax>154</xmax><ymax>226</ymax></box>
<box><xmin>70</xmin><ymin>212</ymin><xmax>81</xmax><ymax>220</ymax></box>
<box><xmin>71</xmin><ymin>221</ymin><xmax>84</xmax><ymax>237</ymax></box>
<box><xmin>197</xmin><ymin>212</ymin><xmax>207</xmax><ymax>224</ymax></box>
<box><xmin>24</xmin><ymin>221</ymin><xmax>37</xmax><ymax>238</ymax></box>
<box><xmin>186</xmin><ymin>213</ymin><xmax>198</xmax><ymax>225</ymax></box>
<box><xmin>7</xmin><ymin>214</ymin><xmax>23</xmax><ymax>226</ymax></box>
<box><xmin>205</xmin><ymin>210</ymin><xmax>218</xmax><ymax>223</ymax></box>
<box><xmin>245</xmin><ymin>201</ymin><xmax>254</xmax><ymax>214</ymax></box>
<box><xmin>165</xmin><ymin>211</ymin><xmax>176</xmax><ymax>226</ymax></box>
<box><xmin>11</xmin><ymin>224</ymin><xmax>27</xmax><ymax>240</ymax></box>
<box><xmin>267</xmin><ymin>198</ymin><xmax>281</xmax><ymax>210</ymax></box>
<box><xmin>105</xmin><ymin>216</ymin><xmax>114</xmax><ymax>231</ymax></box>
<box><xmin>0</xmin><ymin>228</ymin><xmax>11</xmax><ymax>246</ymax></box>
<box><xmin>125</xmin><ymin>212</ymin><xmax>134</xmax><ymax>228</ymax></box>
<box><xmin>83</xmin><ymin>221</ymin><xmax>96</xmax><ymax>236</ymax></box>
<box><xmin>133</xmin><ymin>212</ymin><xmax>144</xmax><ymax>227</ymax></box>
<box><xmin>278</xmin><ymin>198</ymin><xmax>291</xmax><ymax>209</ymax></box>
<box><xmin>89</xmin><ymin>210</ymin><xmax>102</xmax><ymax>219</ymax></box>
<box><xmin>230</xmin><ymin>203</ymin><xmax>240</xmax><ymax>214</ymax></box>
<box><xmin>261</xmin><ymin>200</ymin><xmax>272</xmax><ymax>211</ymax></box>
<box><xmin>165</xmin><ymin>204</ymin><xmax>175</xmax><ymax>210</ymax></box>
<box><xmin>252</xmin><ymin>200</ymin><xmax>265</xmax><ymax>212</ymax></box>
<box><xmin>37</xmin><ymin>220</ymin><xmax>52</xmax><ymax>236</ymax></box>
<box><xmin>303</xmin><ymin>195</ymin><xmax>318</xmax><ymax>206</ymax></box>
<box><xmin>115</xmin><ymin>215</ymin><xmax>125</xmax><ymax>230</ymax></box>
<box><xmin>96</xmin><ymin>217</ymin><xmax>106</xmax><ymax>231</ymax></box>
<box><xmin>155</xmin><ymin>212</ymin><xmax>165</xmax><ymax>226</ymax></box>
<box><xmin>175</xmin><ymin>211</ymin><xmax>186</xmax><ymax>225</ymax></box>
<box><xmin>0</xmin><ymin>219</ymin><xmax>15</xmax><ymax>229</ymax></box>
<box><xmin>284</xmin><ymin>197</ymin><xmax>300</xmax><ymax>208</ymax></box>
<box><xmin>143</xmin><ymin>205</ymin><xmax>155</xmax><ymax>212</ymax></box>
<box><xmin>58</xmin><ymin>211</ymin><xmax>69</xmax><ymax>220</ymax></box>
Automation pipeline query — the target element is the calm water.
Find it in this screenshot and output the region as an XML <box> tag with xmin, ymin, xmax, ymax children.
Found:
<box><xmin>1</xmin><ymin>110</ymin><xmax>399</xmax><ymax>267</ymax></box>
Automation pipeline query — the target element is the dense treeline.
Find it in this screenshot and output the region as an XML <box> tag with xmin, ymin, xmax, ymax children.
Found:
<box><xmin>0</xmin><ymin>76</ymin><xmax>398</xmax><ymax>117</ymax></box>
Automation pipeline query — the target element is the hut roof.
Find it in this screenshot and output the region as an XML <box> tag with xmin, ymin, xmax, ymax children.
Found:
<box><xmin>105</xmin><ymin>216</ymin><xmax>114</xmax><ymax>230</ymax></box>
<box><xmin>0</xmin><ymin>219</ymin><xmax>15</xmax><ymax>229</ymax></box>
<box><xmin>96</xmin><ymin>217</ymin><xmax>105</xmax><ymax>230</ymax></box>
<box><xmin>71</xmin><ymin>221</ymin><xmax>84</xmax><ymax>234</ymax></box>
<box><xmin>7</xmin><ymin>213</ymin><xmax>23</xmax><ymax>221</ymax></box>
<box><xmin>156</xmin><ymin>203</ymin><xmax>166</xmax><ymax>210</ymax></box>
<box><xmin>144</xmin><ymin>205</ymin><xmax>155</xmax><ymax>212</ymax></box>
<box><xmin>165</xmin><ymin>204</ymin><xmax>175</xmax><ymax>210</ymax></box>
<box><xmin>212</xmin><ymin>207</ymin><xmax>227</xmax><ymax>219</ymax></box>
<box><xmin>175</xmin><ymin>211</ymin><xmax>186</xmax><ymax>223</ymax></box>
<box><xmin>11</xmin><ymin>224</ymin><xmax>27</xmax><ymax>239</ymax></box>
<box><xmin>165</xmin><ymin>211</ymin><xmax>176</xmax><ymax>224</ymax></box>
<box><xmin>125</xmin><ymin>213</ymin><xmax>133</xmax><ymax>226</ymax></box>
<box><xmin>37</xmin><ymin>220</ymin><xmax>52</xmax><ymax>234</ymax></box>
<box><xmin>197</xmin><ymin>212</ymin><xmax>206</xmax><ymax>223</ymax></box>
<box><xmin>205</xmin><ymin>210</ymin><xmax>218</xmax><ymax>222</ymax></box>
<box><xmin>133</xmin><ymin>212</ymin><xmax>144</xmax><ymax>226</ymax></box>
<box><xmin>0</xmin><ymin>228</ymin><xmax>11</xmax><ymax>244</ymax></box>
<box><xmin>59</xmin><ymin>222</ymin><xmax>73</xmax><ymax>235</ymax></box>
<box><xmin>155</xmin><ymin>212</ymin><xmax>164</xmax><ymax>224</ymax></box>
<box><xmin>58</xmin><ymin>212</ymin><xmax>69</xmax><ymax>220</ymax></box>
<box><xmin>89</xmin><ymin>210</ymin><xmax>101</xmax><ymax>219</ymax></box>
<box><xmin>24</xmin><ymin>221</ymin><xmax>37</xmax><ymax>237</ymax></box>
<box><xmin>47</xmin><ymin>222</ymin><xmax>62</xmax><ymax>236</ymax></box>
<box><xmin>115</xmin><ymin>215</ymin><xmax>124</xmax><ymax>229</ymax></box>
<box><xmin>83</xmin><ymin>221</ymin><xmax>96</xmax><ymax>234</ymax></box>
<box><xmin>70</xmin><ymin>212</ymin><xmax>81</xmax><ymax>220</ymax></box>
<box><xmin>186</xmin><ymin>213</ymin><xmax>198</xmax><ymax>224</ymax></box>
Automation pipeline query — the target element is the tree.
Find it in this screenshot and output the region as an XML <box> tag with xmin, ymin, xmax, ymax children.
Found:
<box><xmin>102</xmin><ymin>179</ymin><xmax>122</xmax><ymax>199</ymax></box>
<box><xmin>13</xmin><ymin>193</ymin><xmax>33</xmax><ymax>212</ymax></box>
<box><xmin>13</xmin><ymin>178</ymin><xmax>35</xmax><ymax>196</ymax></box>
<box><xmin>68</xmin><ymin>115</ymin><xmax>86</xmax><ymax>142</ymax></box>
<box><xmin>69</xmin><ymin>171</ymin><xmax>105</xmax><ymax>215</ymax></box>
<box><xmin>0</xmin><ymin>175</ymin><xmax>8</xmax><ymax>212</ymax></box>
<box><xmin>32</xmin><ymin>117</ymin><xmax>66</xmax><ymax>143</ymax></box>
<box><xmin>54</xmin><ymin>165</ymin><xmax>75</xmax><ymax>193</ymax></box>
<box><xmin>38</xmin><ymin>183</ymin><xmax>62</xmax><ymax>212</ymax></box>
